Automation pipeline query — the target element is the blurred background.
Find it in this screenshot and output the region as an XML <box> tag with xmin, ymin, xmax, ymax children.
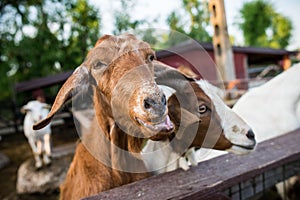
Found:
<box><xmin>0</xmin><ymin>0</ymin><xmax>299</xmax><ymax>106</ymax></box>
<box><xmin>0</xmin><ymin>0</ymin><xmax>299</xmax><ymax>199</ymax></box>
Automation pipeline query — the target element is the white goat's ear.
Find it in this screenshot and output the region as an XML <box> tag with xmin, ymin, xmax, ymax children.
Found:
<box><xmin>42</xmin><ymin>103</ymin><xmax>51</xmax><ymax>109</ymax></box>
<box><xmin>33</xmin><ymin>66</ymin><xmax>93</xmax><ymax>130</ymax></box>
<box><xmin>20</xmin><ymin>105</ymin><xmax>31</xmax><ymax>114</ymax></box>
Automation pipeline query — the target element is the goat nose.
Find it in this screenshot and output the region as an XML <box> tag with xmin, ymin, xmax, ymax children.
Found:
<box><xmin>143</xmin><ymin>97</ymin><xmax>155</xmax><ymax>110</ymax></box>
<box><xmin>143</xmin><ymin>95</ymin><xmax>166</xmax><ymax>109</ymax></box>
<box><xmin>161</xmin><ymin>94</ymin><xmax>166</xmax><ymax>106</ymax></box>
<box><xmin>246</xmin><ymin>129</ymin><xmax>255</xmax><ymax>140</ymax></box>
<box><xmin>143</xmin><ymin>95</ymin><xmax>167</xmax><ymax>114</ymax></box>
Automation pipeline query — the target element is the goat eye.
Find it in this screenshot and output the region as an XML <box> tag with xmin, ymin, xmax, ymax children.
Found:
<box><xmin>93</xmin><ymin>61</ymin><xmax>107</xmax><ymax>69</ymax></box>
<box><xmin>147</xmin><ymin>54</ymin><xmax>155</xmax><ymax>62</ymax></box>
<box><xmin>198</xmin><ymin>105</ymin><xmax>207</xmax><ymax>114</ymax></box>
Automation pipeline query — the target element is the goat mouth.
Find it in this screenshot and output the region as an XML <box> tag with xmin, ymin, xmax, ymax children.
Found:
<box><xmin>231</xmin><ymin>142</ymin><xmax>256</xmax><ymax>151</ymax></box>
<box><xmin>135</xmin><ymin>115</ymin><xmax>174</xmax><ymax>135</ymax></box>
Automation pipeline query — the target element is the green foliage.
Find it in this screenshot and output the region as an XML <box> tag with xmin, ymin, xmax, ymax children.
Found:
<box><xmin>182</xmin><ymin>0</ymin><xmax>211</xmax><ymax>42</ymax></box>
<box><xmin>238</xmin><ymin>0</ymin><xmax>293</xmax><ymax>49</ymax></box>
<box><xmin>0</xmin><ymin>0</ymin><xmax>101</xmax><ymax>102</ymax></box>
<box><xmin>269</xmin><ymin>13</ymin><xmax>293</xmax><ymax>49</ymax></box>
<box><xmin>167</xmin><ymin>11</ymin><xmax>185</xmax><ymax>34</ymax></box>
<box><xmin>166</xmin><ymin>0</ymin><xmax>212</xmax><ymax>44</ymax></box>
<box><xmin>113</xmin><ymin>0</ymin><xmax>144</xmax><ymax>35</ymax></box>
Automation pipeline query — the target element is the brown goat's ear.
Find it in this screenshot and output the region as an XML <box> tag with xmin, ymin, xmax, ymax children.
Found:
<box><xmin>177</xmin><ymin>65</ymin><xmax>199</xmax><ymax>79</ymax></box>
<box><xmin>175</xmin><ymin>108</ymin><xmax>200</xmax><ymax>140</ymax></box>
<box><xmin>153</xmin><ymin>61</ymin><xmax>194</xmax><ymax>91</ymax></box>
<box><xmin>33</xmin><ymin>66</ymin><xmax>93</xmax><ymax>130</ymax></box>
<box><xmin>168</xmin><ymin>96</ymin><xmax>200</xmax><ymax>139</ymax></box>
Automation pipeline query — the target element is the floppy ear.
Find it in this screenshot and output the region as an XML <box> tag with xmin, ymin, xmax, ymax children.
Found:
<box><xmin>169</xmin><ymin>105</ymin><xmax>200</xmax><ymax>139</ymax></box>
<box><xmin>153</xmin><ymin>60</ymin><xmax>194</xmax><ymax>91</ymax></box>
<box><xmin>20</xmin><ymin>105</ymin><xmax>31</xmax><ymax>114</ymax></box>
<box><xmin>42</xmin><ymin>103</ymin><xmax>51</xmax><ymax>109</ymax></box>
<box><xmin>175</xmin><ymin>108</ymin><xmax>200</xmax><ymax>140</ymax></box>
<box><xmin>33</xmin><ymin>66</ymin><xmax>94</xmax><ymax>130</ymax></box>
<box><xmin>177</xmin><ymin>65</ymin><xmax>199</xmax><ymax>79</ymax></box>
<box><xmin>168</xmin><ymin>106</ymin><xmax>200</xmax><ymax>154</ymax></box>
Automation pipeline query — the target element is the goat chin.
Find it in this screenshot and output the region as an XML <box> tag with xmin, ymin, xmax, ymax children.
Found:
<box><xmin>227</xmin><ymin>145</ymin><xmax>255</xmax><ymax>155</ymax></box>
<box><xmin>136</xmin><ymin>115</ymin><xmax>174</xmax><ymax>134</ymax></box>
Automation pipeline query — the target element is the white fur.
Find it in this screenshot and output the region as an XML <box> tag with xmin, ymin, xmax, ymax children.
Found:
<box><xmin>233</xmin><ymin>63</ymin><xmax>300</xmax><ymax>142</ymax></box>
<box><xmin>146</xmin><ymin>60</ymin><xmax>300</xmax><ymax>172</ymax></box>
<box><xmin>232</xmin><ymin>63</ymin><xmax>300</xmax><ymax>199</ymax></box>
<box><xmin>22</xmin><ymin>100</ymin><xmax>52</xmax><ymax>168</ymax></box>
<box><xmin>142</xmin><ymin>80</ymin><xmax>254</xmax><ymax>173</ymax></box>
<box><xmin>158</xmin><ymin>85</ymin><xmax>176</xmax><ymax>99</ymax></box>
<box><xmin>192</xmin><ymin>64</ymin><xmax>300</xmax><ymax>164</ymax></box>
<box><xmin>197</xmin><ymin>80</ymin><xmax>253</xmax><ymax>149</ymax></box>
<box><xmin>188</xmin><ymin>64</ymin><xmax>300</xmax><ymax>199</ymax></box>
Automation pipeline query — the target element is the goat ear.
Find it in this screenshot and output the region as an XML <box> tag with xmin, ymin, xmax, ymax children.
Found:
<box><xmin>20</xmin><ymin>106</ymin><xmax>31</xmax><ymax>114</ymax></box>
<box><xmin>153</xmin><ymin>61</ymin><xmax>194</xmax><ymax>91</ymax></box>
<box><xmin>42</xmin><ymin>103</ymin><xmax>51</xmax><ymax>109</ymax></box>
<box><xmin>168</xmin><ymin>97</ymin><xmax>200</xmax><ymax>140</ymax></box>
<box><xmin>175</xmin><ymin>108</ymin><xmax>200</xmax><ymax>140</ymax></box>
<box><xmin>33</xmin><ymin>66</ymin><xmax>93</xmax><ymax>130</ymax></box>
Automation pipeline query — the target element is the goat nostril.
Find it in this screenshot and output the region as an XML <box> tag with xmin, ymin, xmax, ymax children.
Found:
<box><xmin>143</xmin><ymin>98</ymin><xmax>152</xmax><ymax>109</ymax></box>
<box><xmin>162</xmin><ymin>94</ymin><xmax>166</xmax><ymax>106</ymax></box>
<box><xmin>143</xmin><ymin>96</ymin><xmax>166</xmax><ymax>111</ymax></box>
<box><xmin>246</xmin><ymin>129</ymin><xmax>255</xmax><ymax>140</ymax></box>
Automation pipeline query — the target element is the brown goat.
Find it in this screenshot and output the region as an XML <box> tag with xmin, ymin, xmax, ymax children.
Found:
<box><xmin>140</xmin><ymin>62</ymin><xmax>256</xmax><ymax>174</ymax></box>
<box><xmin>152</xmin><ymin>61</ymin><xmax>256</xmax><ymax>155</ymax></box>
<box><xmin>34</xmin><ymin>34</ymin><xmax>174</xmax><ymax>199</ymax></box>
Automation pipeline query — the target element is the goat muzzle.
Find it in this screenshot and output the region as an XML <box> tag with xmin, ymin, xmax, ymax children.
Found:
<box><xmin>136</xmin><ymin>114</ymin><xmax>174</xmax><ymax>139</ymax></box>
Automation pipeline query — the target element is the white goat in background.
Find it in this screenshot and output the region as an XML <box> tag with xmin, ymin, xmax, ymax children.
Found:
<box><xmin>173</xmin><ymin>63</ymin><xmax>300</xmax><ymax>166</ymax></box>
<box><xmin>22</xmin><ymin>100</ymin><xmax>52</xmax><ymax>169</ymax></box>
<box><xmin>164</xmin><ymin>63</ymin><xmax>300</xmax><ymax>199</ymax></box>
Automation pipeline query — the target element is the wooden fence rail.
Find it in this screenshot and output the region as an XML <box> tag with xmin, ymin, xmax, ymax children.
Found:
<box><xmin>84</xmin><ymin>129</ymin><xmax>300</xmax><ymax>200</ymax></box>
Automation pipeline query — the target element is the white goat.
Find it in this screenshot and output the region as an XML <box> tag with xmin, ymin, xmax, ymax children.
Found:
<box><xmin>154</xmin><ymin>63</ymin><xmax>300</xmax><ymax>198</ymax></box>
<box><xmin>233</xmin><ymin>63</ymin><xmax>300</xmax><ymax>141</ymax></box>
<box><xmin>232</xmin><ymin>63</ymin><xmax>300</xmax><ymax>199</ymax></box>
<box><xmin>144</xmin><ymin>63</ymin><xmax>300</xmax><ymax>175</ymax></box>
<box><xmin>22</xmin><ymin>100</ymin><xmax>52</xmax><ymax>169</ymax></box>
<box><xmin>194</xmin><ymin>64</ymin><xmax>300</xmax><ymax>199</ymax></box>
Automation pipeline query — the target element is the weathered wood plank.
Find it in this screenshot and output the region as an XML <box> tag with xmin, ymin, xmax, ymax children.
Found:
<box><xmin>84</xmin><ymin>129</ymin><xmax>300</xmax><ymax>200</ymax></box>
<box><xmin>224</xmin><ymin>159</ymin><xmax>300</xmax><ymax>200</ymax></box>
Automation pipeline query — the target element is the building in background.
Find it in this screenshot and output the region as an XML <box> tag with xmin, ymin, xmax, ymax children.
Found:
<box><xmin>157</xmin><ymin>40</ymin><xmax>297</xmax><ymax>89</ymax></box>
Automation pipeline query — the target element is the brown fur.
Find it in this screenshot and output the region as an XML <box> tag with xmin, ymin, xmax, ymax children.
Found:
<box><xmin>177</xmin><ymin>65</ymin><xmax>199</xmax><ymax>79</ymax></box>
<box><xmin>167</xmin><ymin>81</ymin><xmax>232</xmax><ymax>153</ymax></box>
<box><xmin>153</xmin><ymin>61</ymin><xmax>232</xmax><ymax>151</ymax></box>
<box><xmin>33</xmin><ymin>34</ymin><xmax>173</xmax><ymax>200</ymax></box>
<box><xmin>60</xmin><ymin>121</ymin><xmax>148</xmax><ymax>200</ymax></box>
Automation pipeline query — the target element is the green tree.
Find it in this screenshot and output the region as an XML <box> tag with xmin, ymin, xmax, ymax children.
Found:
<box><xmin>111</xmin><ymin>1</ymin><xmax>167</xmax><ymax>49</ymax></box>
<box><xmin>238</xmin><ymin>0</ymin><xmax>292</xmax><ymax>49</ymax></box>
<box><xmin>65</xmin><ymin>0</ymin><xmax>101</xmax><ymax>68</ymax></box>
<box><xmin>166</xmin><ymin>0</ymin><xmax>212</xmax><ymax>43</ymax></box>
<box><xmin>0</xmin><ymin>0</ymin><xmax>101</xmax><ymax>101</ymax></box>
<box><xmin>113</xmin><ymin>0</ymin><xmax>144</xmax><ymax>35</ymax></box>
<box><xmin>269</xmin><ymin>13</ymin><xmax>293</xmax><ymax>49</ymax></box>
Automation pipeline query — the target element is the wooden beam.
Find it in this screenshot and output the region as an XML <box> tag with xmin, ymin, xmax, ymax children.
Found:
<box><xmin>209</xmin><ymin>0</ymin><xmax>236</xmax><ymax>82</ymax></box>
<box><xmin>14</xmin><ymin>71</ymin><xmax>73</xmax><ymax>93</ymax></box>
<box><xmin>84</xmin><ymin>129</ymin><xmax>300</xmax><ymax>200</ymax></box>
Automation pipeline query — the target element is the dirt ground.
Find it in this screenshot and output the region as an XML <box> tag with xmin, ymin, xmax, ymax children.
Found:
<box><xmin>0</xmin><ymin>125</ymin><xmax>78</xmax><ymax>200</ymax></box>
